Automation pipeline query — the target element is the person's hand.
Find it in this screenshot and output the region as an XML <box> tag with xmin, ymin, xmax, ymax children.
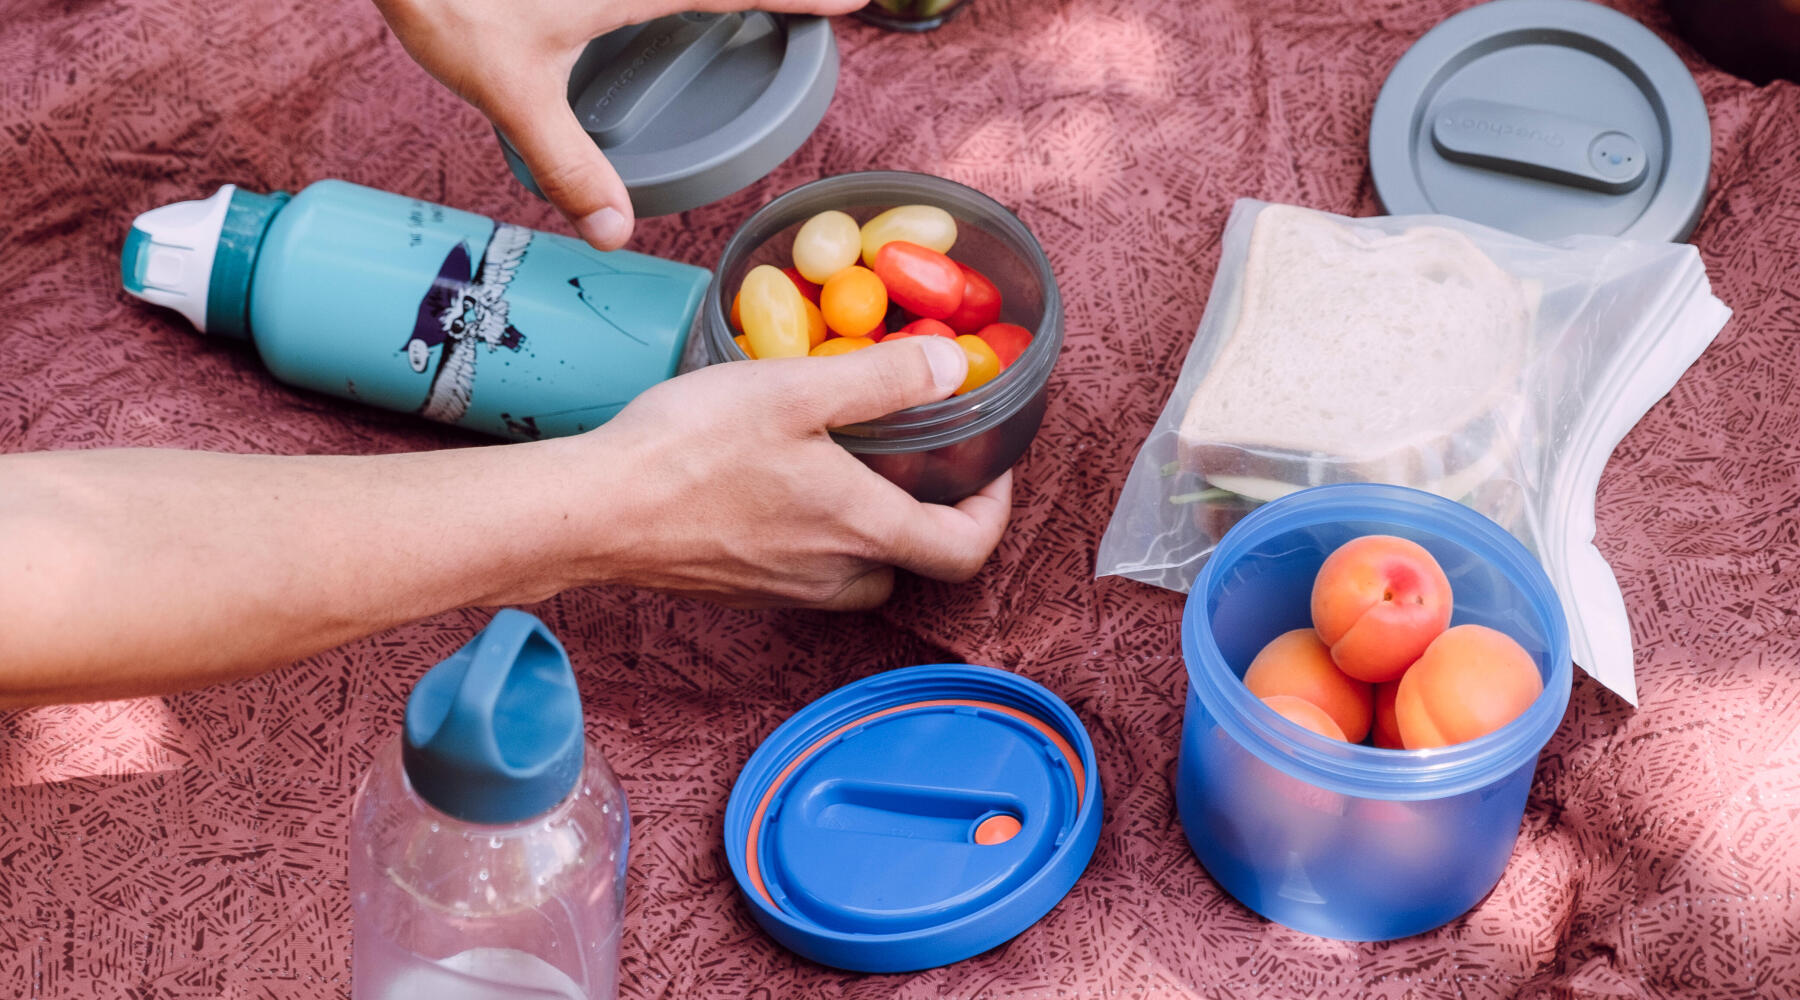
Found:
<box><xmin>374</xmin><ymin>0</ymin><xmax>866</xmax><ymax>250</ymax></box>
<box><xmin>565</xmin><ymin>337</ymin><xmax>1013</xmax><ymax>609</ymax></box>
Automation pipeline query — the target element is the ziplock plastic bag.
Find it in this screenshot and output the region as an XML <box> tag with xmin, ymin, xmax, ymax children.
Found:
<box><xmin>1097</xmin><ymin>200</ymin><xmax>1730</xmax><ymax>705</ymax></box>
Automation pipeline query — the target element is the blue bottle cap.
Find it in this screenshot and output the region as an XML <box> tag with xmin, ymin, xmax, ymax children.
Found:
<box><xmin>402</xmin><ymin>609</ymin><xmax>586</xmax><ymax>825</ymax></box>
<box><xmin>724</xmin><ymin>664</ymin><xmax>1102</xmax><ymax>973</ymax></box>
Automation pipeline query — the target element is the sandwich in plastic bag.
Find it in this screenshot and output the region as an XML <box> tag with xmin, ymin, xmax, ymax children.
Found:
<box><xmin>1096</xmin><ymin>200</ymin><xmax>1731</xmax><ymax>705</ymax></box>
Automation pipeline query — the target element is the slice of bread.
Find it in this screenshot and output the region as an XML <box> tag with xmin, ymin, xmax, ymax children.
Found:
<box><xmin>1179</xmin><ymin>204</ymin><xmax>1534</xmax><ymax>502</ymax></box>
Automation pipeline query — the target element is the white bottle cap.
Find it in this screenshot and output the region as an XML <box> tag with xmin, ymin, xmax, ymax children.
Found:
<box><xmin>120</xmin><ymin>184</ymin><xmax>235</xmax><ymax>333</ymax></box>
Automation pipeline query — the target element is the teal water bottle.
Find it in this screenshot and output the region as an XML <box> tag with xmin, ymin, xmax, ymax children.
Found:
<box><xmin>121</xmin><ymin>180</ymin><xmax>710</xmax><ymax>440</ymax></box>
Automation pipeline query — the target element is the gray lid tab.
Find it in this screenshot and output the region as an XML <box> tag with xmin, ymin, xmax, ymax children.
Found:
<box><xmin>1370</xmin><ymin>0</ymin><xmax>1710</xmax><ymax>243</ymax></box>
<box><xmin>501</xmin><ymin>13</ymin><xmax>838</xmax><ymax>218</ymax></box>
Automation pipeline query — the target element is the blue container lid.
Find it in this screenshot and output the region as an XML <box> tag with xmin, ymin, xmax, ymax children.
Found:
<box><xmin>724</xmin><ymin>664</ymin><xmax>1102</xmax><ymax>973</ymax></box>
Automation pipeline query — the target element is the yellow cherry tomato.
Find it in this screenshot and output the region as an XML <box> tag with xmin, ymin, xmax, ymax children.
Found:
<box><xmin>953</xmin><ymin>334</ymin><xmax>1002</xmax><ymax>395</ymax></box>
<box><xmin>738</xmin><ymin>264</ymin><xmax>810</xmax><ymax>359</ymax></box>
<box><xmin>803</xmin><ymin>297</ymin><xmax>828</xmax><ymax>348</ymax></box>
<box><xmin>861</xmin><ymin>204</ymin><xmax>956</xmax><ymax>266</ymax></box>
<box><xmin>820</xmin><ymin>266</ymin><xmax>888</xmax><ymax>338</ymax></box>
<box><xmin>792</xmin><ymin>210</ymin><xmax>863</xmax><ymax>285</ymax></box>
<box><xmin>810</xmin><ymin>336</ymin><xmax>877</xmax><ymax>357</ymax></box>
<box><xmin>733</xmin><ymin>334</ymin><xmax>756</xmax><ymax>359</ymax></box>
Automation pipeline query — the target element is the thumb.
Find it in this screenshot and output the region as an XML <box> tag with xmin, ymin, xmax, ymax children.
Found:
<box><xmin>793</xmin><ymin>337</ymin><xmax>969</xmax><ymax>428</ymax></box>
<box><xmin>489</xmin><ymin>73</ymin><xmax>636</xmax><ymax>251</ymax></box>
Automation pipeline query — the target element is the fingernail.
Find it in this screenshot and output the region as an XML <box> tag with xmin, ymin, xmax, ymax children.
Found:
<box><xmin>575</xmin><ymin>207</ymin><xmax>629</xmax><ymax>249</ymax></box>
<box><xmin>918</xmin><ymin>336</ymin><xmax>967</xmax><ymax>393</ymax></box>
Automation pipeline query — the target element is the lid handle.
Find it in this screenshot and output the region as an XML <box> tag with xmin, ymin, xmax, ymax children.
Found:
<box><xmin>574</xmin><ymin>12</ymin><xmax>745</xmax><ymax>147</ymax></box>
<box><xmin>1431</xmin><ymin>98</ymin><xmax>1648</xmax><ymax>194</ymax></box>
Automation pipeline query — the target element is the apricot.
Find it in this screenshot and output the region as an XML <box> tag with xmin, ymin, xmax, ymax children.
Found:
<box><xmin>1243</xmin><ymin>629</ymin><xmax>1374</xmax><ymax>742</ymax></box>
<box><xmin>1311</xmin><ymin>535</ymin><xmax>1453</xmax><ymax>683</ymax></box>
<box><xmin>1260</xmin><ymin>695</ymin><xmax>1347</xmax><ymax>742</ymax></box>
<box><xmin>1370</xmin><ymin>681</ymin><xmax>1405</xmax><ymax>749</ymax></box>
<box><xmin>1394</xmin><ymin>625</ymin><xmax>1542</xmax><ymax>749</ymax></box>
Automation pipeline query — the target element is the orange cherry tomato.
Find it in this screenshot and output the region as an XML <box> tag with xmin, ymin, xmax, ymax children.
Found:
<box><xmin>886</xmin><ymin>317</ymin><xmax>957</xmax><ymax>340</ymax></box>
<box><xmin>873</xmin><ymin>241</ymin><xmax>964</xmax><ymax>320</ymax></box>
<box><xmin>733</xmin><ymin>334</ymin><xmax>756</xmax><ymax>359</ymax></box>
<box><xmin>820</xmin><ymin>266</ymin><xmax>888</xmax><ymax>338</ymax></box>
<box><xmin>803</xmin><ymin>297</ymin><xmax>828</xmax><ymax>348</ymax></box>
<box><xmin>810</xmin><ymin>336</ymin><xmax>877</xmax><ymax>357</ymax></box>
<box><xmin>944</xmin><ymin>263</ymin><xmax>1002</xmax><ymax>333</ymax></box>
<box><xmin>730</xmin><ymin>289</ymin><xmax>744</xmax><ymax>332</ymax></box>
<box><xmin>953</xmin><ymin>334</ymin><xmax>1002</xmax><ymax>395</ymax></box>
<box><xmin>1394</xmin><ymin>625</ymin><xmax>1543</xmax><ymax>749</ymax></box>
<box><xmin>976</xmin><ymin>322</ymin><xmax>1032</xmax><ymax>367</ymax></box>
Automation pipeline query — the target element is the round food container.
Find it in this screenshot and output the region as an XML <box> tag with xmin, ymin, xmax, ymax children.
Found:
<box><xmin>1176</xmin><ymin>483</ymin><xmax>1572</xmax><ymax>941</ymax></box>
<box><xmin>698</xmin><ymin>171</ymin><xmax>1064</xmax><ymax>504</ymax></box>
<box><xmin>853</xmin><ymin>0</ymin><xmax>972</xmax><ymax>32</ymax></box>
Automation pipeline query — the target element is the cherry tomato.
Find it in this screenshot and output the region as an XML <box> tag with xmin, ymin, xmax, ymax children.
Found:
<box><xmin>953</xmin><ymin>334</ymin><xmax>1002</xmax><ymax>395</ymax></box>
<box><xmin>944</xmin><ymin>263</ymin><xmax>1002</xmax><ymax>333</ymax></box>
<box><xmin>738</xmin><ymin>264</ymin><xmax>811</xmax><ymax>359</ymax></box>
<box><xmin>873</xmin><ymin>241</ymin><xmax>964</xmax><ymax>320</ymax></box>
<box><xmin>793</xmin><ymin>210</ymin><xmax>862</xmax><ymax>284</ymax></box>
<box><xmin>803</xmin><ymin>297</ymin><xmax>828</xmax><ymax>348</ymax></box>
<box><xmin>886</xmin><ymin>317</ymin><xmax>957</xmax><ymax>340</ymax></box>
<box><xmin>730</xmin><ymin>289</ymin><xmax>744</xmax><ymax>332</ymax></box>
<box><xmin>783</xmin><ymin>267</ymin><xmax>822</xmax><ymax>305</ymax></box>
<box><xmin>976</xmin><ymin>322</ymin><xmax>1032</xmax><ymax>367</ymax></box>
<box><xmin>861</xmin><ymin>204</ymin><xmax>956</xmax><ymax>266</ymax></box>
<box><xmin>810</xmin><ymin>336</ymin><xmax>877</xmax><ymax>357</ymax></box>
<box><xmin>732</xmin><ymin>334</ymin><xmax>755</xmax><ymax>359</ymax></box>
<box><xmin>820</xmin><ymin>266</ymin><xmax>888</xmax><ymax>338</ymax></box>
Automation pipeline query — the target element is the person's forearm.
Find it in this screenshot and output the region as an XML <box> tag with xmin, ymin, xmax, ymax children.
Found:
<box><xmin>0</xmin><ymin>439</ymin><xmax>603</xmax><ymax>707</ymax></box>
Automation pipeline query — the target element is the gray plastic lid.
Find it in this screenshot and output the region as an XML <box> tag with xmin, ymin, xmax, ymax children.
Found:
<box><xmin>500</xmin><ymin>12</ymin><xmax>838</xmax><ymax>218</ymax></box>
<box><xmin>1370</xmin><ymin>0</ymin><xmax>1711</xmax><ymax>243</ymax></box>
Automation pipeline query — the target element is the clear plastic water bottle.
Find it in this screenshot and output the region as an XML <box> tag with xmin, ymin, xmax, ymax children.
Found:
<box><xmin>350</xmin><ymin>609</ymin><xmax>629</xmax><ymax>1000</ymax></box>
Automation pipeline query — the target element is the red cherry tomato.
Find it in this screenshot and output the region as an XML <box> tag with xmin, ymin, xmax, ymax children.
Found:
<box><xmin>782</xmin><ymin>266</ymin><xmax>822</xmax><ymax>305</ymax></box>
<box><xmin>976</xmin><ymin>322</ymin><xmax>1032</xmax><ymax>367</ymax></box>
<box><xmin>886</xmin><ymin>318</ymin><xmax>958</xmax><ymax>340</ymax></box>
<box><xmin>944</xmin><ymin>263</ymin><xmax>1002</xmax><ymax>333</ymax></box>
<box><xmin>872</xmin><ymin>241</ymin><xmax>964</xmax><ymax>320</ymax></box>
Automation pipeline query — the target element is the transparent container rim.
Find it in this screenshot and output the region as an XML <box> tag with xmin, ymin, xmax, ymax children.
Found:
<box><xmin>703</xmin><ymin>170</ymin><xmax>1065</xmax><ymax>451</ymax></box>
<box><xmin>1182</xmin><ymin>483</ymin><xmax>1574</xmax><ymax>800</ymax></box>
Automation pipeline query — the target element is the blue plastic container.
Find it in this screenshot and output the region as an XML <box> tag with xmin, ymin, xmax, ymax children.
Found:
<box><xmin>1176</xmin><ymin>484</ymin><xmax>1572</xmax><ymax>941</ymax></box>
